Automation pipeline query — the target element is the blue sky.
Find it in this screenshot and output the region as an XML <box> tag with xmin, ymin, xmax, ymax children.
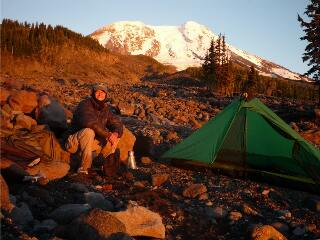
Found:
<box><xmin>1</xmin><ymin>0</ymin><xmax>310</xmax><ymax>75</ymax></box>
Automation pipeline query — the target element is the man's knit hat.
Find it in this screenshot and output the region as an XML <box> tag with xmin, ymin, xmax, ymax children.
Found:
<box><xmin>92</xmin><ymin>83</ymin><xmax>107</xmax><ymax>93</ymax></box>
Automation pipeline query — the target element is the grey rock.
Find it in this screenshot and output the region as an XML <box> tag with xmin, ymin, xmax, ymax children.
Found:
<box><xmin>49</xmin><ymin>204</ymin><xmax>91</xmax><ymax>224</ymax></box>
<box><xmin>303</xmin><ymin>196</ymin><xmax>320</xmax><ymax>212</ymax></box>
<box><xmin>205</xmin><ymin>206</ymin><xmax>227</xmax><ymax>219</ymax></box>
<box><xmin>22</xmin><ymin>191</ymin><xmax>38</xmax><ymax>207</ymax></box>
<box><xmin>271</xmin><ymin>222</ymin><xmax>289</xmax><ymax>234</ymax></box>
<box><xmin>9</xmin><ymin>202</ymin><xmax>34</xmax><ymax>229</ymax></box>
<box><xmin>9</xmin><ymin>195</ymin><xmax>16</xmax><ymax>204</ymax></box>
<box><xmin>69</xmin><ymin>183</ymin><xmax>89</xmax><ymax>193</ymax></box>
<box><xmin>276</xmin><ymin>210</ymin><xmax>291</xmax><ymax>219</ymax></box>
<box><xmin>33</xmin><ymin>219</ymin><xmax>57</xmax><ymax>233</ymax></box>
<box><xmin>289</xmin><ymin>221</ymin><xmax>299</xmax><ymax>228</ymax></box>
<box><xmin>269</xmin><ymin>190</ymin><xmax>283</xmax><ymax>202</ymax></box>
<box><xmin>84</xmin><ymin>192</ymin><xmax>114</xmax><ymax>211</ymax></box>
<box><xmin>28</xmin><ymin>185</ymin><xmax>54</xmax><ymax>205</ymax></box>
<box><xmin>292</xmin><ymin>226</ymin><xmax>305</xmax><ymax>236</ymax></box>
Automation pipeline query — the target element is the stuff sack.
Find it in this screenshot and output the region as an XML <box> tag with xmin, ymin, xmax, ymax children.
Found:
<box><xmin>35</xmin><ymin>95</ymin><xmax>68</xmax><ymax>136</ymax></box>
<box><xmin>102</xmin><ymin>149</ymin><xmax>120</xmax><ymax>177</ymax></box>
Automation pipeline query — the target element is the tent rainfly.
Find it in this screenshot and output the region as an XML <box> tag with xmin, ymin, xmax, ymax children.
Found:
<box><xmin>162</xmin><ymin>98</ymin><xmax>320</xmax><ymax>188</ymax></box>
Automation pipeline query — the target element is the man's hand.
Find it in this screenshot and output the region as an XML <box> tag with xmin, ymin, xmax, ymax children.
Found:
<box><xmin>108</xmin><ymin>132</ymin><xmax>120</xmax><ymax>152</ymax></box>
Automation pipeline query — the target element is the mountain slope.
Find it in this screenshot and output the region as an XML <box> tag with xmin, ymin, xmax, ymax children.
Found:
<box><xmin>0</xmin><ymin>19</ymin><xmax>176</xmax><ymax>85</ymax></box>
<box><xmin>91</xmin><ymin>21</ymin><xmax>308</xmax><ymax>81</ymax></box>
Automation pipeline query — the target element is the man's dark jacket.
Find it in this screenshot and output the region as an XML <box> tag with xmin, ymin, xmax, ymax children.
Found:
<box><xmin>71</xmin><ymin>97</ymin><xmax>123</xmax><ymax>139</ymax></box>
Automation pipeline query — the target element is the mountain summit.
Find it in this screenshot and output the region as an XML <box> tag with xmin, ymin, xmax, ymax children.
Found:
<box><xmin>91</xmin><ymin>21</ymin><xmax>306</xmax><ymax>81</ymax></box>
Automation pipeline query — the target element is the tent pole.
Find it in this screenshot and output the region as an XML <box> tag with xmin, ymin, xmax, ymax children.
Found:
<box><xmin>242</xmin><ymin>107</ymin><xmax>248</xmax><ymax>177</ymax></box>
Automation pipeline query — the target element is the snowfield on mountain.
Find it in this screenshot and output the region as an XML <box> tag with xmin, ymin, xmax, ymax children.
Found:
<box><xmin>91</xmin><ymin>21</ymin><xmax>308</xmax><ymax>81</ymax></box>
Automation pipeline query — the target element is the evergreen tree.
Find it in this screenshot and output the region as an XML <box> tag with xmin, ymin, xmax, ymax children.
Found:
<box><xmin>0</xmin><ymin>19</ymin><xmax>107</xmax><ymax>57</ymax></box>
<box><xmin>202</xmin><ymin>34</ymin><xmax>234</xmax><ymax>95</ymax></box>
<box><xmin>215</xmin><ymin>35</ymin><xmax>223</xmax><ymax>91</ymax></box>
<box><xmin>242</xmin><ymin>65</ymin><xmax>257</xmax><ymax>99</ymax></box>
<box><xmin>220</xmin><ymin>35</ymin><xmax>234</xmax><ymax>95</ymax></box>
<box><xmin>221</xmin><ymin>35</ymin><xmax>227</xmax><ymax>65</ymax></box>
<box><xmin>247</xmin><ymin>65</ymin><xmax>257</xmax><ymax>83</ymax></box>
<box><xmin>298</xmin><ymin>0</ymin><xmax>320</xmax><ymax>103</ymax></box>
<box><xmin>202</xmin><ymin>39</ymin><xmax>217</xmax><ymax>90</ymax></box>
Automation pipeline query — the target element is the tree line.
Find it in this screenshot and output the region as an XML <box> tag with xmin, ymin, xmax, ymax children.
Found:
<box><xmin>0</xmin><ymin>19</ymin><xmax>107</xmax><ymax>57</ymax></box>
<box><xmin>195</xmin><ymin>34</ymin><xmax>318</xmax><ymax>101</ymax></box>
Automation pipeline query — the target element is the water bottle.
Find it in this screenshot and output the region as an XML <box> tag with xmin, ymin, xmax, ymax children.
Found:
<box><xmin>127</xmin><ymin>150</ymin><xmax>137</xmax><ymax>169</ymax></box>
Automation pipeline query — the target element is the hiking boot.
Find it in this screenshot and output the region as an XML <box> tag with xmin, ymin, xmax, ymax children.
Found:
<box><xmin>77</xmin><ymin>167</ymin><xmax>88</xmax><ymax>175</ymax></box>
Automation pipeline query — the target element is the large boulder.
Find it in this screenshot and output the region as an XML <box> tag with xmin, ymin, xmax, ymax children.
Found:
<box><xmin>25</xmin><ymin>161</ymin><xmax>70</xmax><ymax>183</ymax></box>
<box><xmin>0</xmin><ymin>88</ymin><xmax>11</xmax><ymax>106</ymax></box>
<box><xmin>8</xmin><ymin>90</ymin><xmax>38</xmax><ymax>114</ymax></box>
<box><xmin>251</xmin><ymin>225</ymin><xmax>287</xmax><ymax>240</ymax></box>
<box><xmin>9</xmin><ymin>202</ymin><xmax>34</xmax><ymax>230</ymax></box>
<box><xmin>67</xmin><ymin>205</ymin><xmax>165</xmax><ymax>239</ymax></box>
<box><xmin>1</xmin><ymin>105</ymin><xmax>14</xmax><ymax>132</ymax></box>
<box><xmin>1</xmin><ymin>97</ymin><xmax>16</xmax><ymax>134</ymax></box>
<box><xmin>84</xmin><ymin>192</ymin><xmax>114</xmax><ymax>211</ymax></box>
<box><xmin>69</xmin><ymin>183</ymin><xmax>89</xmax><ymax>193</ymax></box>
<box><xmin>33</xmin><ymin>219</ymin><xmax>58</xmax><ymax>233</ymax></box>
<box><xmin>0</xmin><ymin>175</ymin><xmax>14</xmax><ymax>212</ymax></box>
<box><xmin>0</xmin><ymin>158</ymin><xmax>28</xmax><ymax>181</ymax></box>
<box><xmin>108</xmin><ymin>205</ymin><xmax>165</xmax><ymax>238</ymax></box>
<box><xmin>49</xmin><ymin>204</ymin><xmax>91</xmax><ymax>224</ymax></box>
<box><xmin>118</xmin><ymin>127</ymin><xmax>136</xmax><ymax>163</ymax></box>
<box><xmin>67</xmin><ymin>209</ymin><xmax>126</xmax><ymax>240</ymax></box>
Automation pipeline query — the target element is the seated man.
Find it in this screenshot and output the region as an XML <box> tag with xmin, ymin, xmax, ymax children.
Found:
<box><xmin>65</xmin><ymin>84</ymin><xmax>123</xmax><ymax>174</ymax></box>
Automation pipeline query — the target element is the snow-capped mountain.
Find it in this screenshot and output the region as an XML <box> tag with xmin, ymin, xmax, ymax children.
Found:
<box><xmin>90</xmin><ymin>21</ymin><xmax>307</xmax><ymax>81</ymax></box>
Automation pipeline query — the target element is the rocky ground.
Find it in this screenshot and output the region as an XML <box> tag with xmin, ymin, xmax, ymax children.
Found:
<box><xmin>1</xmin><ymin>75</ymin><xmax>320</xmax><ymax>240</ymax></box>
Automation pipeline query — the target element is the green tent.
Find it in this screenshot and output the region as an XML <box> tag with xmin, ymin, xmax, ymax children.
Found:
<box><xmin>162</xmin><ymin>98</ymin><xmax>320</xmax><ymax>187</ymax></box>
